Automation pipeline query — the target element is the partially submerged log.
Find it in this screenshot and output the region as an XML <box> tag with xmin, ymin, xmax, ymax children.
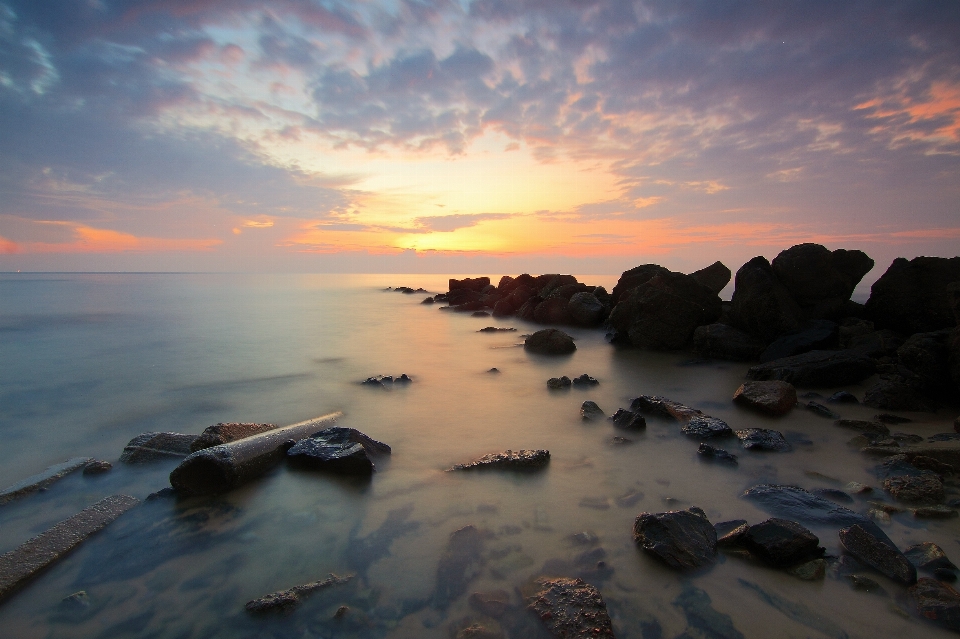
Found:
<box><xmin>169</xmin><ymin>412</ymin><xmax>343</xmax><ymax>495</ymax></box>
<box><xmin>0</xmin><ymin>494</ymin><xmax>139</xmax><ymax>603</ymax></box>
<box><xmin>0</xmin><ymin>457</ymin><xmax>94</xmax><ymax>506</ymax></box>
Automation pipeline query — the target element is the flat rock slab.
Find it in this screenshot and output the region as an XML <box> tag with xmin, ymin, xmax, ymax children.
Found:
<box><xmin>449</xmin><ymin>450</ymin><xmax>550</xmax><ymax>471</ymax></box>
<box><xmin>741</xmin><ymin>485</ymin><xmax>868</xmax><ymax>527</ymax></box>
<box><xmin>191</xmin><ymin>423</ymin><xmax>278</xmax><ymax>452</ymax></box>
<box><xmin>526</xmin><ymin>576</ymin><xmax>616</xmax><ymax>638</ymax></box>
<box><xmin>735</xmin><ymin>429</ymin><xmax>792</xmax><ymax>451</ymax></box>
<box><xmin>524</xmin><ymin>329</ymin><xmax>576</xmax><ymax>355</ymax></box>
<box><xmin>245</xmin><ymin>574</ymin><xmax>352</xmax><ymax>614</ymax></box>
<box><xmin>910</xmin><ymin>578</ymin><xmax>960</xmax><ymax>632</ymax></box>
<box><xmin>120</xmin><ymin>432</ymin><xmax>198</xmax><ymax>463</ymax></box>
<box><xmin>633</xmin><ymin>507</ymin><xmax>717</xmax><ymax>571</ymax></box>
<box><xmin>746</xmin><ymin>349</ymin><xmax>876</xmax><ymax>388</ymax></box>
<box><xmin>0</xmin><ymin>457</ymin><xmax>94</xmax><ymax>505</ymax></box>
<box><xmin>733</xmin><ymin>381</ymin><xmax>797</xmax><ymax>416</ymax></box>
<box><xmin>741</xmin><ymin>518</ymin><xmax>822</xmax><ymax>568</ymax></box>
<box><xmin>683</xmin><ymin>416</ymin><xmax>732</xmax><ymax>438</ymax></box>
<box><xmin>839</xmin><ymin>523</ymin><xmax>917</xmax><ymax>584</ymax></box>
<box><xmin>0</xmin><ymin>494</ymin><xmax>140</xmax><ymax>602</ymax></box>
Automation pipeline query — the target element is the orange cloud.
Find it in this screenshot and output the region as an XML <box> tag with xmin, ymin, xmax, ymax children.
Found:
<box><xmin>855</xmin><ymin>80</ymin><xmax>960</xmax><ymax>148</ymax></box>
<box><xmin>14</xmin><ymin>223</ymin><xmax>221</xmax><ymax>253</ymax></box>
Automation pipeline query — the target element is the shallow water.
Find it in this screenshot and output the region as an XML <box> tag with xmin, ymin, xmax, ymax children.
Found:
<box><xmin>0</xmin><ymin>273</ymin><xmax>957</xmax><ymax>639</ymax></box>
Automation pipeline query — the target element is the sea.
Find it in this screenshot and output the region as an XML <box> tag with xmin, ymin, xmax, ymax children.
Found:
<box><xmin>0</xmin><ymin>272</ymin><xmax>957</xmax><ymax>638</ymax></box>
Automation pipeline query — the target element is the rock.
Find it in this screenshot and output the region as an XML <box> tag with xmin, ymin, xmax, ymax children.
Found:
<box><xmin>567</xmin><ymin>292</ymin><xmax>606</xmax><ymax>326</ymax></box>
<box><xmin>697</xmin><ymin>444</ymin><xmax>738</xmax><ymax>466</ymax></box>
<box><xmin>286</xmin><ymin>427</ymin><xmax>391</xmax><ymax>474</ymax></box>
<box><xmin>547</xmin><ymin>376</ymin><xmax>572</xmax><ymax>389</ymax></box>
<box><xmin>746</xmin><ymin>349</ymin><xmax>876</xmax><ymax>387</ymax></box>
<box><xmin>82</xmin><ymin>460</ymin><xmax>112</xmax><ymax>475</ymax></box>
<box><xmin>672</xmin><ymin>584</ymin><xmax>745</xmax><ymax>639</ymax></box>
<box><xmin>632</xmin><ymin>507</ymin><xmax>717</xmax><ymax>570</ymax></box>
<box><xmin>630</xmin><ymin>395</ymin><xmax>704</xmax><ymax>422</ymax></box>
<box><xmin>910</xmin><ymin>578</ymin><xmax>960</xmax><ymax>633</ymax></box>
<box><xmin>770</xmin><ymin>244</ymin><xmax>874</xmax><ymax>320</ymax></box>
<box><xmin>472</xmin><ymin>311</ymin><xmax>491</xmax><ymax>317</ymax></box>
<box><xmin>848</xmin><ymin>328</ymin><xmax>905</xmax><ymax>358</ymax></box>
<box><xmin>956</xmin><ymin>415</ymin><xmax>960</xmax><ymax>432</ymax></box>
<box><xmin>715</xmin><ymin>520</ymin><xmax>749</xmax><ymax>546</ymax></box>
<box><xmin>610</xmin><ymin>264</ymin><xmax>671</xmax><ymax>304</ymax></box>
<box><xmin>811</xmin><ymin>488</ymin><xmax>853</xmax><ymax>504</ymax></box>
<box><xmin>863</xmin><ymin>373</ymin><xmax>935</xmax><ymax>411</ymax></box>
<box><xmin>533</xmin><ymin>296</ymin><xmax>572</xmax><ymax>325</ymax></box>
<box><xmin>828</xmin><ymin>390</ymin><xmax>859</xmax><ymax>403</ymax></box>
<box><xmin>846</xmin><ymin>574</ymin><xmax>884</xmax><ymax>593</ymax></box>
<box><xmin>0</xmin><ymin>458</ymin><xmax>95</xmax><ymax>505</ymax></box>
<box><xmin>735</xmin><ymin>429</ymin><xmax>791</xmax><ymax>451</ymax></box>
<box><xmin>733</xmin><ymin>380</ymin><xmax>797</xmax><ymax>416</ymax></box>
<box><xmin>834</xmin><ymin>419</ymin><xmax>890</xmax><ymax>436</ymax></box>
<box><xmin>524</xmin><ymin>329</ymin><xmax>576</xmax><ymax>355</ymax></box>
<box><xmin>526</xmin><ymin>577</ymin><xmax>615</xmax><ymax>638</ymax></box>
<box><xmin>737</xmin><ymin>578</ymin><xmax>850</xmax><ymax>639</ymax></box>
<box><xmin>119</xmin><ymin>432</ymin><xmax>198</xmax><ymax>463</ymax></box>
<box><xmin>838</xmin><ymin>523</ymin><xmax>917</xmax><ymax>584</ymax></box>
<box><xmin>741</xmin><ymin>518</ymin><xmax>823</xmax><ymax>568</ymax></box>
<box><xmin>449</xmin><ymin>450</ymin><xmax>550</xmax><ymax>472</ymax></box>
<box><xmin>742</xmin><ymin>484</ymin><xmax>868</xmax><ymax>526</ymax></box>
<box><xmin>610</xmin><ymin>409</ymin><xmax>646</xmax><ymax>430</ymax></box>
<box><xmin>905</xmin><ymin>542</ymin><xmax>959</xmax><ymax>573</ymax></box>
<box><xmin>571</xmin><ymin>374</ymin><xmax>599</xmax><ymax>386</ymax></box>
<box><xmin>469</xmin><ymin>590</ymin><xmax>512</xmax><ymax>619</ymax></box>
<box><xmin>450</xmin><ymin>277</ymin><xmax>491</xmax><ymax>293</ymax></box>
<box><xmin>191</xmin><ymin>422</ymin><xmax>279</xmax><ymax>452</ymax></box>
<box><xmin>864</xmin><ymin>256</ymin><xmax>960</xmax><ymax>334</ymax></box>
<box><xmin>759</xmin><ymin>320</ymin><xmax>838</xmax><ymax>362</ymax></box>
<box><xmin>839</xmin><ymin>318</ymin><xmax>875</xmax><ymax>348</ymax></box>
<box><xmin>729</xmin><ymin>256</ymin><xmax>804</xmax><ymax>341</ymax></box>
<box><xmin>433</xmin><ymin>525</ymin><xmax>487</xmax><ymax>609</ymax></box>
<box><xmin>477</xmin><ymin>326</ymin><xmax>516</xmax><ymax>332</ymax></box>
<box><xmin>913</xmin><ymin>505</ymin><xmax>958</xmax><ymax>518</ymax></box>
<box><xmin>683</xmin><ymin>416</ymin><xmax>733</xmax><ymax>438</ymax></box>
<box><xmin>883</xmin><ymin>474</ymin><xmax>944</xmax><ymax>504</ymax></box>
<box><xmin>245</xmin><ymin>574</ymin><xmax>352</xmax><ymax>614</ymax></box>
<box><xmin>788</xmin><ymin>558</ymin><xmax>826</xmax><ymax>580</ymax></box>
<box><xmin>422</xmin><ymin>296</ymin><xmax>435</xmax><ymax>304</ymax></box>
<box><xmin>898</xmin><ymin>329</ymin><xmax>956</xmax><ymax>399</ymax></box>
<box><xmin>805</xmin><ymin>402</ymin><xmax>840</xmax><ymax>418</ymax></box>
<box><xmin>876</xmin><ymin>413</ymin><xmax>912</xmax><ymax>424</ymax></box>
<box><xmin>689</xmin><ymin>261</ymin><xmax>732</xmax><ymax>295</ymax></box>
<box><xmin>580</xmin><ymin>401</ymin><xmax>605</xmax><ymax>420</ymax></box>
<box><xmin>692</xmin><ymin>323</ymin><xmax>765</xmax><ymax>361</ymax></box>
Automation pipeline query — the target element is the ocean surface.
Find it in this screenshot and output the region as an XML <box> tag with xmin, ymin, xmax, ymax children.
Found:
<box><xmin>0</xmin><ymin>272</ymin><xmax>957</xmax><ymax>639</ymax></box>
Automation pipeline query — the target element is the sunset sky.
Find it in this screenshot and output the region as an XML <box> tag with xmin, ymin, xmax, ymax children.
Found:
<box><xmin>1</xmin><ymin>1</ymin><xmax>958</xmax><ymax>277</ymax></box>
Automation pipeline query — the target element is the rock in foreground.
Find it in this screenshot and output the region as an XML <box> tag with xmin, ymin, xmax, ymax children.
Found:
<box><xmin>526</xmin><ymin>576</ymin><xmax>616</xmax><ymax>638</ymax></box>
<box><xmin>524</xmin><ymin>329</ymin><xmax>576</xmax><ymax>355</ymax></box>
<box><xmin>633</xmin><ymin>507</ymin><xmax>717</xmax><ymax>571</ymax></box>
<box><xmin>449</xmin><ymin>450</ymin><xmax>550</xmax><ymax>472</ymax></box>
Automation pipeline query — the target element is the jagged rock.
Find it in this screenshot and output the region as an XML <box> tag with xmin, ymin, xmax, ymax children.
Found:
<box><xmin>742</xmin><ymin>484</ymin><xmax>868</xmax><ymax>526</ymax></box>
<box><xmin>449</xmin><ymin>450</ymin><xmax>550</xmax><ymax>471</ymax></box>
<box><xmin>610</xmin><ymin>409</ymin><xmax>646</xmax><ymax>430</ymax></box>
<box><xmin>571</xmin><ymin>374</ymin><xmax>599</xmax><ymax>386</ymax></box>
<box><xmin>580</xmin><ymin>401</ymin><xmax>604</xmax><ymax>420</ymax></box>
<box><xmin>733</xmin><ymin>380</ymin><xmax>797</xmax><ymax>416</ymax></box>
<box><xmin>741</xmin><ymin>518</ymin><xmax>823</xmax><ymax>568</ymax></box>
<box><xmin>729</xmin><ymin>256</ymin><xmax>803</xmax><ymax>341</ymax></box>
<box><xmin>715</xmin><ymin>520</ymin><xmax>749</xmax><ymax>546</ymax></box>
<box><xmin>690</xmin><ymin>261</ymin><xmax>732</xmax><ymax>295</ymax></box>
<box><xmin>286</xmin><ymin>427</ymin><xmax>391</xmax><ymax>474</ymax></box>
<box><xmin>839</xmin><ymin>524</ymin><xmax>917</xmax><ymax>585</ymax></box>
<box><xmin>771</xmin><ymin>244</ymin><xmax>874</xmax><ymax>320</ymax></box>
<box><xmin>524</xmin><ymin>329</ymin><xmax>576</xmax><ymax>355</ymax></box>
<box><xmin>119</xmin><ymin>432</ymin><xmax>197</xmax><ymax>463</ymax></box>
<box><xmin>910</xmin><ymin>578</ymin><xmax>960</xmax><ymax>632</ymax></box>
<box><xmin>191</xmin><ymin>422</ymin><xmax>279</xmax><ymax>452</ymax></box>
<box><xmin>692</xmin><ymin>323</ymin><xmax>765</xmax><ymax>361</ymax></box>
<box><xmin>760</xmin><ymin>320</ymin><xmax>838</xmax><ymax>363</ymax></box>
<box><xmin>526</xmin><ymin>577</ymin><xmax>615</xmax><ymax>638</ymax></box>
<box><xmin>683</xmin><ymin>416</ymin><xmax>733</xmax><ymax>438</ymax></box>
<box><xmin>746</xmin><ymin>349</ymin><xmax>876</xmax><ymax>387</ymax></box>
<box><xmin>865</xmin><ymin>256</ymin><xmax>960</xmax><ymax>334</ymax></box>
<box><xmin>547</xmin><ymin>376</ymin><xmax>572</xmax><ymax>389</ymax></box>
<box><xmin>834</xmin><ymin>419</ymin><xmax>889</xmax><ymax>436</ymax></box>
<box><xmin>697</xmin><ymin>443</ymin><xmax>738</xmax><ymax>465</ymax></box>
<box><xmin>245</xmin><ymin>574</ymin><xmax>352</xmax><ymax>614</ymax></box>
<box><xmin>633</xmin><ymin>507</ymin><xmax>717</xmax><ymax>570</ymax></box>
<box><xmin>567</xmin><ymin>292</ymin><xmax>606</xmax><ymax>326</ymax></box>
<box><xmin>806</xmin><ymin>402</ymin><xmax>840</xmax><ymax>418</ymax></box>
<box><xmin>905</xmin><ymin>542</ymin><xmax>959</xmax><ymax>574</ymax></box>
<box><xmin>735</xmin><ymin>429</ymin><xmax>791</xmax><ymax>451</ymax></box>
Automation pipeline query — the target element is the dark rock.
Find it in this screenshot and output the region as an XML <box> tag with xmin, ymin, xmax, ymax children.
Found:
<box><xmin>119</xmin><ymin>432</ymin><xmax>198</xmax><ymax>463</ymax></box>
<box><xmin>692</xmin><ymin>323</ymin><xmax>765</xmax><ymax>361</ymax></box>
<box><xmin>450</xmin><ymin>277</ymin><xmax>491</xmax><ymax>293</ymax></box>
<box><xmin>741</xmin><ymin>484</ymin><xmax>868</xmax><ymax>526</ymax></box>
<box><xmin>913</xmin><ymin>505</ymin><xmax>958</xmax><ymax>518</ymax></box>
<box><xmin>839</xmin><ymin>523</ymin><xmax>917</xmax><ymax>584</ymax></box>
<box><xmin>191</xmin><ymin>422</ymin><xmax>279</xmax><ymax>452</ymax></box>
<box><xmin>524</xmin><ymin>329</ymin><xmax>576</xmax><ymax>355</ymax></box>
<box><xmin>478</xmin><ymin>326</ymin><xmax>516</xmax><ymax>332</ymax></box>
<box><xmin>547</xmin><ymin>376</ymin><xmax>572</xmax><ymax>389</ymax></box>
<box><xmin>771</xmin><ymin>244</ymin><xmax>874</xmax><ymax>320</ymax></box>
<box><xmin>245</xmin><ymin>574</ymin><xmax>352</xmax><ymax>614</ymax></box>
<box><xmin>760</xmin><ymin>320</ymin><xmax>838</xmax><ymax>362</ymax></box>
<box><xmin>741</xmin><ymin>518</ymin><xmax>823</xmax><ymax>568</ymax></box>
<box><xmin>672</xmin><ymin>584</ymin><xmax>745</xmax><ymax>639</ymax></box>
<box><xmin>746</xmin><ymin>349</ymin><xmax>876</xmax><ymax>387</ymax></box>
<box><xmin>933</xmin><ymin>432</ymin><xmax>960</xmax><ymax>441</ymax></box>
<box><xmin>571</xmin><ymin>374</ymin><xmax>599</xmax><ymax>386</ymax></box>
<box><xmin>898</xmin><ymin>329</ymin><xmax>956</xmax><ymax>398</ymax></box>
<box><xmin>610</xmin><ymin>409</ymin><xmax>646</xmax><ymax>430</ymax></box>
<box><xmin>361</xmin><ymin>375</ymin><xmax>392</xmax><ymax>387</ymax></box>
<box><xmin>883</xmin><ymin>474</ymin><xmax>944</xmax><ymax>504</ymax></box>
<box><xmin>610</xmin><ymin>264</ymin><xmax>671</xmax><ymax>304</ymax></box>
<box><xmin>788</xmin><ymin>558</ymin><xmax>827</xmax><ymax>580</ymax></box>
<box><xmin>469</xmin><ymin>590</ymin><xmax>511</xmax><ymax>619</ymax></box>
<box><xmin>729</xmin><ymin>256</ymin><xmax>804</xmax><ymax>341</ymax></box>
<box><xmin>811</xmin><ymin>488</ymin><xmax>853</xmax><ymax>504</ymax></box>
<box><xmin>422</xmin><ymin>297</ymin><xmax>435</xmax><ymax>304</ymax></box>
<box><xmin>863</xmin><ymin>373</ymin><xmax>935</xmax><ymax>411</ymax></box>
<box><xmin>538</xmin><ymin>274</ymin><xmax>580</xmax><ymax>298</ymax></box>
<box><xmin>828</xmin><ymin>391</ymin><xmax>858</xmax><ymax>403</ymax></box>
<box><xmin>846</xmin><ymin>574</ymin><xmax>885</xmax><ymax>593</ymax></box>
<box><xmin>526</xmin><ymin>577</ymin><xmax>615</xmax><ymax>638</ymax></box>
<box><xmin>580</xmin><ymin>401</ymin><xmax>604</xmax><ymax>421</ymax></box>
<box><xmin>472</xmin><ymin>311</ymin><xmax>491</xmax><ymax>317</ymax></box>
<box><xmin>82</xmin><ymin>460</ymin><xmax>112</xmax><ymax>475</ymax></box>
<box><xmin>875</xmin><ymin>413</ymin><xmax>912</xmax><ymax>424</ymax></box>
<box><xmin>905</xmin><ymin>542</ymin><xmax>959</xmax><ymax>574</ymax></box>
<box><xmin>910</xmin><ymin>578</ymin><xmax>960</xmax><ymax>632</ymax></box>
<box><xmin>683</xmin><ymin>416</ymin><xmax>733</xmax><ymax>438</ymax></box>
<box><xmin>286</xmin><ymin>427</ymin><xmax>391</xmax><ymax>474</ymax></box>
<box><xmin>834</xmin><ymin>419</ymin><xmax>889</xmax><ymax>436</ymax></box>
<box><xmin>848</xmin><ymin>328</ymin><xmax>904</xmax><ymax>358</ymax></box>
<box><xmin>697</xmin><ymin>444</ymin><xmax>738</xmax><ymax>465</ymax></box>
<box><xmin>487</xmin><ymin>368</ymin><xmax>500</xmax><ymax>374</ymax></box>
<box><xmin>449</xmin><ymin>450</ymin><xmax>550</xmax><ymax>472</ymax></box>
<box><xmin>733</xmin><ymin>380</ymin><xmax>797</xmax><ymax>416</ymax></box>
<box><xmin>632</xmin><ymin>507</ymin><xmax>717</xmax><ymax>570</ymax></box>
<box><xmin>839</xmin><ymin>318</ymin><xmax>875</xmax><ymax>348</ymax></box>
<box><xmin>735</xmin><ymin>429</ymin><xmax>791</xmax><ymax>451</ymax></box>
<box><xmin>715</xmin><ymin>520</ymin><xmax>749</xmax><ymax>546</ymax></box>
<box><xmin>806</xmin><ymin>402</ymin><xmax>840</xmax><ymax>418</ymax></box>
<box><xmin>567</xmin><ymin>292</ymin><xmax>606</xmax><ymax>326</ymax></box>
<box><xmin>629</xmin><ymin>395</ymin><xmax>704</xmax><ymax>422</ymax></box>
<box><xmin>864</xmin><ymin>256</ymin><xmax>960</xmax><ymax>334</ymax></box>
<box><xmin>690</xmin><ymin>261</ymin><xmax>732</xmax><ymax>295</ymax></box>
<box><xmin>433</xmin><ymin>525</ymin><xmax>487</xmax><ymax>609</ymax></box>
<box><xmin>533</xmin><ymin>296</ymin><xmax>572</xmax><ymax>325</ymax></box>
<box><xmin>894</xmin><ymin>432</ymin><xmax>923</xmax><ymax>443</ymax></box>
<box><xmin>737</xmin><ymin>578</ymin><xmax>850</xmax><ymax>639</ymax></box>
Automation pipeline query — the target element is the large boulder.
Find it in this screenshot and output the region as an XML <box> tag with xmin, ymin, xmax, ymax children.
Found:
<box><xmin>865</xmin><ymin>256</ymin><xmax>960</xmax><ymax>334</ymax></box>
<box><xmin>692</xmin><ymin>324</ymin><xmax>765</xmax><ymax>361</ymax></box>
<box><xmin>729</xmin><ymin>256</ymin><xmax>804</xmax><ymax>342</ymax></box>
<box><xmin>689</xmin><ymin>261</ymin><xmax>732</xmax><ymax>295</ymax></box>
<box><xmin>759</xmin><ymin>320</ymin><xmax>838</xmax><ymax>363</ymax></box>
<box><xmin>532</xmin><ymin>296</ymin><xmax>571</xmax><ymax>325</ymax></box>
<box><xmin>771</xmin><ymin>244</ymin><xmax>874</xmax><ymax>320</ymax></box>
<box><xmin>610</xmin><ymin>264</ymin><xmax>671</xmax><ymax>304</ymax></box>
<box><xmin>567</xmin><ymin>292</ymin><xmax>606</xmax><ymax>326</ymax></box>
<box><xmin>633</xmin><ymin>507</ymin><xmax>717</xmax><ymax>571</ymax></box>
<box><xmin>863</xmin><ymin>372</ymin><xmax>936</xmax><ymax>412</ymax></box>
<box><xmin>746</xmin><ymin>349</ymin><xmax>876</xmax><ymax>387</ymax></box>
<box><xmin>524</xmin><ymin>329</ymin><xmax>576</xmax><ymax>355</ymax></box>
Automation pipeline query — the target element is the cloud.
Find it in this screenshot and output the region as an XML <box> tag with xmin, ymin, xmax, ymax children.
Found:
<box><xmin>414</xmin><ymin>213</ymin><xmax>514</xmax><ymax>232</ymax></box>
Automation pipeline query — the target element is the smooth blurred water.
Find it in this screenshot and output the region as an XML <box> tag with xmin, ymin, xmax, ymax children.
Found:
<box><xmin>0</xmin><ymin>273</ymin><xmax>957</xmax><ymax>639</ymax></box>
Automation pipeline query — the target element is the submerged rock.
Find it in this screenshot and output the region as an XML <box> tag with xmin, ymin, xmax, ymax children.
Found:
<box><xmin>433</xmin><ymin>525</ymin><xmax>487</xmax><ymax>609</ymax></box>
<box><xmin>834</xmin><ymin>419</ymin><xmax>889</xmax><ymax>436</ymax></box>
<box><xmin>633</xmin><ymin>507</ymin><xmax>717</xmax><ymax>571</ymax></box>
<box><xmin>741</xmin><ymin>518</ymin><xmax>823</xmax><ymax>568</ymax></box>
<box><xmin>741</xmin><ymin>484</ymin><xmax>868</xmax><ymax>527</ymax></box>
<box><xmin>733</xmin><ymin>380</ymin><xmax>797</xmax><ymax>416</ymax></box>
<box><xmin>910</xmin><ymin>578</ymin><xmax>960</xmax><ymax>633</ymax></box>
<box><xmin>286</xmin><ymin>427</ymin><xmax>391</xmax><ymax>474</ymax></box>
<box><xmin>746</xmin><ymin>350</ymin><xmax>876</xmax><ymax>387</ymax></box>
<box><xmin>610</xmin><ymin>409</ymin><xmax>646</xmax><ymax>430</ymax></box>
<box><xmin>449</xmin><ymin>450</ymin><xmax>550</xmax><ymax>472</ymax></box>
<box><xmin>245</xmin><ymin>574</ymin><xmax>352</xmax><ymax>614</ymax></box>
<box><xmin>735</xmin><ymin>429</ymin><xmax>792</xmax><ymax>452</ymax></box>
<box><xmin>580</xmin><ymin>401</ymin><xmax>605</xmax><ymax>421</ymax></box>
<box><xmin>526</xmin><ymin>576</ymin><xmax>615</xmax><ymax>638</ymax></box>
<box><xmin>672</xmin><ymin>583</ymin><xmax>744</xmax><ymax>639</ymax></box>
<box><xmin>524</xmin><ymin>329</ymin><xmax>576</xmax><ymax>355</ymax></box>
<box><xmin>0</xmin><ymin>457</ymin><xmax>95</xmax><ymax>505</ymax></box>
<box><xmin>82</xmin><ymin>460</ymin><xmax>112</xmax><ymax>476</ymax></box>
<box><xmin>805</xmin><ymin>402</ymin><xmax>840</xmax><ymax>419</ymax></box>
<box><xmin>697</xmin><ymin>444</ymin><xmax>738</xmax><ymax>466</ymax></box>
<box><xmin>839</xmin><ymin>523</ymin><xmax>917</xmax><ymax>584</ymax></box>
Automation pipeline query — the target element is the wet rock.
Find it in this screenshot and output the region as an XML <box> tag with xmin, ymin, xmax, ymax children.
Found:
<box><xmin>478</xmin><ymin>326</ymin><xmax>516</xmax><ymax>332</ymax></box>
<box><xmin>691</xmin><ymin>323</ymin><xmax>765</xmax><ymax>361</ymax></box>
<box><xmin>547</xmin><ymin>376</ymin><xmax>572</xmax><ymax>389</ymax></box>
<box><xmin>829</xmin><ymin>391</ymin><xmax>859</xmax><ymax>403</ymax></box>
<box><xmin>526</xmin><ymin>576</ymin><xmax>615</xmax><ymax>638</ymax></box>
<box><xmin>806</xmin><ymin>402</ymin><xmax>840</xmax><ymax>418</ymax></box>
<box><xmin>835</xmin><ymin>419</ymin><xmax>890</xmax><ymax>436</ymax></box>
<box><xmin>683</xmin><ymin>416</ymin><xmax>733</xmax><ymax>438</ymax></box>
<box><xmin>245</xmin><ymin>574</ymin><xmax>352</xmax><ymax>614</ymax></box>
<box><xmin>746</xmin><ymin>349</ymin><xmax>876</xmax><ymax>387</ymax></box>
<box><xmin>571</xmin><ymin>374</ymin><xmax>599</xmax><ymax>386</ymax></box>
<box><xmin>433</xmin><ymin>525</ymin><xmax>487</xmax><ymax>609</ymax></box>
<box><xmin>771</xmin><ymin>244</ymin><xmax>874</xmax><ymax>320</ymax></box>
<box><xmin>524</xmin><ymin>329</ymin><xmax>576</xmax><ymax>355</ymax></box>
<box><xmin>82</xmin><ymin>460</ymin><xmax>112</xmax><ymax>475</ymax></box>
<box><xmin>810</xmin><ymin>488</ymin><xmax>853</xmax><ymax>504</ymax></box>
<box><xmin>191</xmin><ymin>422</ymin><xmax>279</xmax><ymax>452</ymax></box>
<box><xmin>905</xmin><ymin>542</ymin><xmax>959</xmax><ymax>574</ymax></box>
<box><xmin>697</xmin><ymin>444</ymin><xmax>738</xmax><ymax>466</ymax></box>
<box><xmin>673</xmin><ymin>583</ymin><xmax>744</xmax><ymax>639</ymax></box>
<box><xmin>715</xmin><ymin>520</ymin><xmax>749</xmax><ymax>546</ymax></box>
<box><xmin>733</xmin><ymin>380</ymin><xmax>797</xmax><ymax>416</ymax></box>
<box><xmin>864</xmin><ymin>256</ymin><xmax>960</xmax><ymax>334</ymax></box>
<box><xmin>741</xmin><ymin>484</ymin><xmax>868</xmax><ymax>526</ymax></box>
<box><xmin>633</xmin><ymin>507</ymin><xmax>717</xmax><ymax>570</ymax></box>
<box><xmin>469</xmin><ymin>590</ymin><xmax>512</xmax><ymax>619</ymax></box>
<box><xmin>610</xmin><ymin>409</ymin><xmax>646</xmax><ymax>430</ymax></box>
<box><xmin>729</xmin><ymin>256</ymin><xmax>804</xmax><ymax>341</ymax></box>
<box><xmin>741</xmin><ymin>518</ymin><xmax>823</xmax><ymax>568</ymax></box>
<box><xmin>863</xmin><ymin>373</ymin><xmax>934</xmax><ymax>411</ymax></box>
<box><xmin>472</xmin><ymin>311</ymin><xmax>491</xmax><ymax>317</ymax></box>
<box><xmin>449</xmin><ymin>450</ymin><xmax>550</xmax><ymax>472</ymax></box>
<box><xmin>910</xmin><ymin>578</ymin><xmax>960</xmax><ymax>633</ymax></box>
<box><xmin>875</xmin><ymin>413</ymin><xmax>912</xmax><ymax>424</ymax></box>
<box><xmin>690</xmin><ymin>261</ymin><xmax>732</xmax><ymax>295</ymax></box>
<box><xmin>286</xmin><ymin>427</ymin><xmax>391</xmax><ymax>474</ymax></box>
<box><xmin>629</xmin><ymin>395</ymin><xmax>703</xmax><ymax>422</ymax></box>
<box><xmin>883</xmin><ymin>474</ymin><xmax>944</xmax><ymax>505</ymax></box>
<box><xmin>735</xmin><ymin>429</ymin><xmax>792</xmax><ymax>452</ymax></box>
<box><xmin>0</xmin><ymin>458</ymin><xmax>95</xmax><ymax>505</ymax></box>
<box><xmin>760</xmin><ymin>320</ymin><xmax>839</xmax><ymax>362</ymax></box>
<box><xmin>788</xmin><ymin>558</ymin><xmax>826</xmax><ymax>580</ymax></box>
<box><xmin>913</xmin><ymin>505</ymin><xmax>958</xmax><ymax>518</ymax></box>
<box><xmin>120</xmin><ymin>432</ymin><xmax>198</xmax><ymax>463</ymax></box>
<box><xmin>567</xmin><ymin>292</ymin><xmax>606</xmax><ymax>326</ymax></box>
<box><xmin>845</xmin><ymin>481</ymin><xmax>873</xmax><ymax>494</ymax></box>
<box><xmin>839</xmin><ymin>523</ymin><xmax>917</xmax><ymax>584</ymax></box>
<box><xmin>580</xmin><ymin>401</ymin><xmax>605</xmax><ymax>421</ymax></box>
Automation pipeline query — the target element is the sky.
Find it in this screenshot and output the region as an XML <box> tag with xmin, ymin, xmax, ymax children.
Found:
<box><xmin>0</xmin><ymin>1</ymin><xmax>958</xmax><ymax>278</ymax></box>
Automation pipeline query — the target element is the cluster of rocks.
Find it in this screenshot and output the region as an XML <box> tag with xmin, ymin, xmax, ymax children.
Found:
<box><xmin>360</xmin><ymin>374</ymin><xmax>412</xmax><ymax>387</ymax></box>
<box><xmin>547</xmin><ymin>373</ymin><xmax>599</xmax><ymax>389</ymax></box>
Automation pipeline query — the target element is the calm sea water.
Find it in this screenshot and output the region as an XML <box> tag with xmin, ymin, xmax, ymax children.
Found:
<box><xmin>0</xmin><ymin>273</ymin><xmax>957</xmax><ymax>639</ymax></box>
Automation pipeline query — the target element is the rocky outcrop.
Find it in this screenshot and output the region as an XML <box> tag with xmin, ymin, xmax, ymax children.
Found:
<box><xmin>633</xmin><ymin>507</ymin><xmax>717</xmax><ymax>571</ymax></box>
<box><xmin>732</xmin><ymin>381</ymin><xmax>797</xmax><ymax>416</ymax></box>
<box><xmin>770</xmin><ymin>244</ymin><xmax>873</xmax><ymax>320</ymax></box>
<box><xmin>449</xmin><ymin>450</ymin><xmax>550</xmax><ymax>471</ymax></box>
<box><xmin>524</xmin><ymin>329</ymin><xmax>576</xmax><ymax>355</ymax></box>
<box><xmin>746</xmin><ymin>350</ymin><xmax>876</xmax><ymax>387</ymax></box>
<box><xmin>729</xmin><ymin>256</ymin><xmax>804</xmax><ymax>342</ymax></box>
<box><xmin>864</xmin><ymin>256</ymin><xmax>960</xmax><ymax>334</ymax></box>
<box><xmin>610</xmin><ymin>264</ymin><xmax>671</xmax><ymax>304</ymax></box>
